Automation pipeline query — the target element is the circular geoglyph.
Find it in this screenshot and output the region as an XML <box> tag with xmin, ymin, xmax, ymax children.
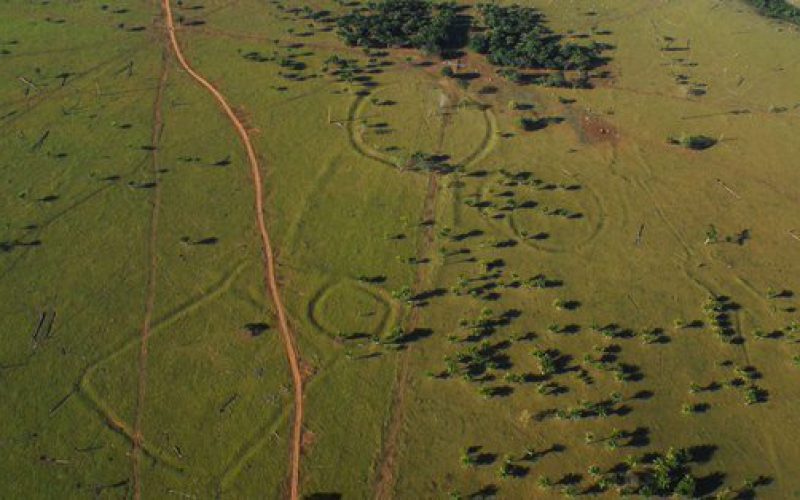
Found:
<box><xmin>350</xmin><ymin>80</ymin><xmax>494</xmax><ymax>168</ymax></box>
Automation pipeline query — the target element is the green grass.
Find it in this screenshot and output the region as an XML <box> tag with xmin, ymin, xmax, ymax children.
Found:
<box><xmin>3</xmin><ymin>0</ymin><xmax>800</xmax><ymax>497</ymax></box>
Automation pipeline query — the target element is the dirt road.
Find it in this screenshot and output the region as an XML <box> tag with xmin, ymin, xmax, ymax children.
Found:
<box><xmin>156</xmin><ymin>2</ymin><xmax>304</xmax><ymax>499</ymax></box>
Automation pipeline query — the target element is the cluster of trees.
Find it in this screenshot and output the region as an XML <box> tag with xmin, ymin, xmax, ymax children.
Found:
<box><xmin>335</xmin><ymin>0</ymin><xmax>611</xmax><ymax>70</ymax></box>
<box><xmin>633</xmin><ymin>448</ymin><xmax>697</xmax><ymax>497</ymax></box>
<box><xmin>746</xmin><ymin>0</ymin><xmax>800</xmax><ymax>24</ymax></box>
<box><xmin>336</xmin><ymin>0</ymin><xmax>460</xmax><ymax>55</ymax></box>
<box><xmin>469</xmin><ymin>3</ymin><xmax>606</xmax><ymax>70</ymax></box>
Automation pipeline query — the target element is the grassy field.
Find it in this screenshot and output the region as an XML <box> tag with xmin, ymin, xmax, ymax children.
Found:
<box><xmin>2</xmin><ymin>0</ymin><xmax>800</xmax><ymax>498</ymax></box>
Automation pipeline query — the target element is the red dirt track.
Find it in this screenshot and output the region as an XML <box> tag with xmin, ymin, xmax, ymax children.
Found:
<box><xmin>145</xmin><ymin>2</ymin><xmax>305</xmax><ymax>499</ymax></box>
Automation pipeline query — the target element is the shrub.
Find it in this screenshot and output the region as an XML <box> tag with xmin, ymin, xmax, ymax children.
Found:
<box><xmin>668</xmin><ymin>134</ymin><xmax>717</xmax><ymax>150</ymax></box>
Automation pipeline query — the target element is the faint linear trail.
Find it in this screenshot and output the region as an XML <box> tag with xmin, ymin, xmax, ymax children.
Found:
<box><xmin>374</xmin><ymin>87</ymin><xmax>472</xmax><ymax>497</ymax></box>
<box><xmin>161</xmin><ymin>1</ymin><xmax>304</xmax><ymax>499</ymax></box>
<box><xmin>131</xmin><ymin>48</ymin><xmax>168</xmax><ymax>500</ymax></box>
<box><xmin>373</xmin><ymin>173</ymin><xmax>438</xmax><ymax>500</ymax></box>
<box><xmin>374</xmin><ymin>89</ymin><xmax>449</xmax><ymax>494</ymax></box>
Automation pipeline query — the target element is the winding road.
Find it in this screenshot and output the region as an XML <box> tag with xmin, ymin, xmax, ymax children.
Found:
<box><xmin>140</xmin><ymin>1</ymin><xmax>305</xmax><ymax>499</ymax></box>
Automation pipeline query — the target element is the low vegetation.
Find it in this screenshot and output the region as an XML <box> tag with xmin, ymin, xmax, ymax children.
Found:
<box><xmin>2</xmin><ymin>0</ymin><xmax>799</xmax><ymax>498</ymax></box>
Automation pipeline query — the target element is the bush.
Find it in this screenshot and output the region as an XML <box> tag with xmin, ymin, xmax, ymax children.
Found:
<box><xmin>668</xmin><ymin>134</ymin><xmax>717</xmax><ymax>151</ymax></box>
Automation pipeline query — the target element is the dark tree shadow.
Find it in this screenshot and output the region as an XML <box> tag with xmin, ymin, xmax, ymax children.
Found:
<box><xmin>695</xmin><ymin>472</ymin><xmax>726</xmax><ymax>497</ymax></box>
<box><xmin>244</xmin><ymin>323</ymin><xmax>269</xmax><ymax>337</ymax></box>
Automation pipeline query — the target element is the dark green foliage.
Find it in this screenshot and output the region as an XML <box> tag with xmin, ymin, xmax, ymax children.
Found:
<box><xmin>336</xmin><ymin>0</ymin><xmax>460</xmax><ymax>55</ymax></box>
<box><xmin>746</xmin><ymin>0</ymin><xmax>800</xmax><ymax>25</ymax></box>
<box><xmin>667</xmin><ymin>134</ymin><xmax>717</xmax><ymax>151</ymax></box>
<box><xmin>471</xmin><ymin>3</ymin><xmax>606</xmax><ymax>70</ymax></box>
<box><xmin>543</xmin><ymin>70</ymin><xmax>567</xmax><ymax>88</ymax></box>
<box><xmin>468</xmin><ymin>33</ymin><xmax>489</xmax><ymax>53</ymax></box>
<box><xmin>530</xmin><ymin>70</ymin><xmax>570</xmax><ymax>88</ymax></box>
<box><xmin>498</xmin><ymin>68</ymin><xmax>522</xmax><ymax>83</ymax></box>
<box><xmin>637</xmin><ymin>448</ymin><xmax>696</xmax><ymax>497</ymax></box>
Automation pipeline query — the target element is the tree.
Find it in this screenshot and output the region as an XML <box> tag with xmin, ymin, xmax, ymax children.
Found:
<box><xmin>460</xmin><ymin>448</ymin><xmax>477</xmax><ymax>467</ymax></box>
<box><xmin>469</xmin><ymin>33</ymin><xmax>489</xmax><ymax>53</ymax></box>
<box><xmin>392</xmin><ymin>285</ymin><xmax>412</xmax><ymax>301</ymax></box>
<box><xmin>544</xmin><ymin>70</ymin><xmax>567</xmax><ymax>88</ymax></box>
<box><xmin>675</xmin><ymin>474</ymin><xmax>696</xmax><ymax>497</ymax></box>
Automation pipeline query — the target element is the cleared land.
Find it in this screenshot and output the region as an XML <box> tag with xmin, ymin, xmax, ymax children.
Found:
<box><xmin>2</xmin><ymin>0</ymin><xmax>800</xmax><ymax>498</ymax></box>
